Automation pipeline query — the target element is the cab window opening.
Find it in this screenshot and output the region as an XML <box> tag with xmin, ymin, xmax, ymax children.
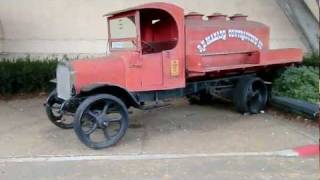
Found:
<box><xmin>109</xmin><ymin>15</ymin><xmax>137</xmax><ymax>50</ymax></box>
<box><xmin>140</xmin><ymin>9</ymin><xmax>178</xmax><ymax>54</ymax></box>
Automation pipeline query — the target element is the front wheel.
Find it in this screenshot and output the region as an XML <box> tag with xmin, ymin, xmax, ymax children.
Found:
<box><xmin>73</xmin><ymin>94</ymin><xmax>129</xmax><ymax>149</ymax></box>
<box><xmin>45</xmin><ymin>90</ymin><xmax>73</xmax><ymax>129</ymax></box>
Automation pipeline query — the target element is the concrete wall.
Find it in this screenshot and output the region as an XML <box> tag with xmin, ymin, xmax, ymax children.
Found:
<box><xmin>304</xmin><ymin>0</ymin><xmax>319</xmax><ymax>21</ymax></box>
<box><xmin>0</xmin><ymin>0</ymin><xmax>309</xmax><ymax>57</ymax></box>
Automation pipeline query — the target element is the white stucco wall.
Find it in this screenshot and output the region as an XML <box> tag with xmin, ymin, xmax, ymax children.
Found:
<box><xmin>0</xmin><ymin>0</ymin><xmax>308</xmax><ymax>57</ymax></box>
<box><xmin>0</xmin><ymin>19</ymin><xmax>3</xmax><ymax>53</ymax></box>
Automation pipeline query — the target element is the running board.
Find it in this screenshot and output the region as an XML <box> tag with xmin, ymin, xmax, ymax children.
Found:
<box><xmin>141</xmin><ymin>102</ymin><xmax>172</xmax><ymax>110</ymax></box>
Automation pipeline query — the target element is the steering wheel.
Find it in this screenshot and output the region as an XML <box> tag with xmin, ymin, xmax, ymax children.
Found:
<box><xmin>141</xmin><ymin>41</ymin><xmax>155</xmax><ymax>53</ymax></box>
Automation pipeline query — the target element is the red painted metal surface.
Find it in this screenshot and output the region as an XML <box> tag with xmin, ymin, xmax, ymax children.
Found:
<box><xmin>71</xmin><ymin>2</ymin><xmax>303</xmax><ymax>94</ymax></box>
<box><xmin>293</xmin><ymin>144</ymin><xmax>320</xmax><ymax>157</ymax></box>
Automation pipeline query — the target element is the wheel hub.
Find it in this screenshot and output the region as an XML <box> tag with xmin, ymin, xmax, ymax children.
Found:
<box><xmin>97</xmin><ymin>115</ymin><xmax>109</xmax><ymax>128</ymax></box>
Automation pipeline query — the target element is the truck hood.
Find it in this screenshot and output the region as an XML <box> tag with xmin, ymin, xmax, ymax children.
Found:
<box><xmin>71</xmin><ymin>55</ymin><xmax>126</xmax><ymax>93</ymax></box>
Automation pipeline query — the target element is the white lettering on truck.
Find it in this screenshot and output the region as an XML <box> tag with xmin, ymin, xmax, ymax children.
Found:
<box><xmin>197</xmin><ymin>29</ymin><xmax>263</xmax><ymax>53</ymax></box>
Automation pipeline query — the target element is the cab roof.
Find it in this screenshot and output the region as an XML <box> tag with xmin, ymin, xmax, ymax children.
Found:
<box><xmin>103</xmin><ymin>2</ymin><xmax>183</xmax><ymax>17</ymax></box>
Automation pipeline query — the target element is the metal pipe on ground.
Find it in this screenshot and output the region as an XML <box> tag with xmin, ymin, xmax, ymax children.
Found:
<box><xmin>270</xmin><ymin>96</ymin><xmax>319</xmax><ymax>120</ymax></box>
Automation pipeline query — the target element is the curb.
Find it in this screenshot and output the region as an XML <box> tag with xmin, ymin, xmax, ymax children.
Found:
<box><xmin>0</xmin><ymin>145</ymin><xmax>318</xmax><ymax>163</ymax></box>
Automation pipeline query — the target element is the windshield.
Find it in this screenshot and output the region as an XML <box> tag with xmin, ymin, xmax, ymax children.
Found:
<box><xmin>109</xmin><ymin>16</ymin><xmax>137</xmax><ymax>50</ymax></box>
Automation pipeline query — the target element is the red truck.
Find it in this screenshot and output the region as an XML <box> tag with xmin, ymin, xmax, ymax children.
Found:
<box><xmin>45</xmin><ymin>2</ymin><xmax>303</xmax><ymax>149</ymax></box>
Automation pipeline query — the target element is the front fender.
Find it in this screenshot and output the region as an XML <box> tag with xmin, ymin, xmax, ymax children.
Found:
<box><xmin>79</xmin><ymin>83</ymin><xmax>140</xmax><ymax>108</ymax></box>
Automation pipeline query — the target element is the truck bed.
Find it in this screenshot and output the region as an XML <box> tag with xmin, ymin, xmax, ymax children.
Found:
<box><xmin>186</xmin><ymin>48</ymin><xmax>303</xmax><ymax>77</ymax></box>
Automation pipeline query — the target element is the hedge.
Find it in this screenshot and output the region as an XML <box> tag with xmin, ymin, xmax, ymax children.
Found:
<box><xmin>302</xmin><ymin>53</ymin><xmax>320</xmax><ymax>67</ymax></box>
<box><xmin>0</xmin><ymin>57</ymin><xmax>58</xmax><ymax>95</ymax></box>
<box><xmin>272</xmin><ymin>54</ymin><xmax>319</xmax><ymax>104</ymax></box>
<box><xmin>272</xmin><ymin>66</ymin><xmax>319</xmax><ymax>103</ymax></box>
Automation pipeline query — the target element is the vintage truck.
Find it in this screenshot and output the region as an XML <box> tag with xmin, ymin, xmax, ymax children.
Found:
<box><xmin>45</xmin><ymin>2</ymin><xmax>303</xmax><ymax>149</ymax></box>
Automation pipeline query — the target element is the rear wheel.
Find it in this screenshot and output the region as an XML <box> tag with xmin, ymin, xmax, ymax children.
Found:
<box><xmin>73</xmin><ymin>94</ymin><xmax>129</xmax><ymax>149</ymax></box>
<box><xmin>233</xmin><ymin>77</ymin><xmax>268</xmax><ymax>114</ymax></box>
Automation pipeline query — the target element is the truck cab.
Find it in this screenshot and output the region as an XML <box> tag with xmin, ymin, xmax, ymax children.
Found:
<box><xmin>107</xmin><ymin>6</ymin><xmax>185</xmax><ymax>90</ymax></box>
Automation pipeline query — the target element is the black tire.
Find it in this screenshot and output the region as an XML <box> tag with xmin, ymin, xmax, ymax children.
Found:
<box><xmin>73</xmin><ymin>94</ymin><xmax>129</xmax><ymax>149</ymax></box>
<box><xmin>45</xmin><ymin>89</ymin><xmax>73</xmax><ymax>129</ymax></box>
<box><xmin>233</xmin><ymin>77</ymin><xmax>268</xmax><ymax>114</ymax></box>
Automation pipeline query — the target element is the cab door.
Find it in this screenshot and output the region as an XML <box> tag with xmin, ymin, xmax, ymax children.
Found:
<box><xmin>141</xmin><ymin>52</ymin><xmax>163</xmax><ymax>88</ymax></box>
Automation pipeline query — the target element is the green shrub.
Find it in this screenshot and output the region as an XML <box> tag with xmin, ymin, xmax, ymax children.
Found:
<box><xmin>0</xmin><ymin>57</ymin><xmax>58</xmax><ymax>95</ymax></box>
<box><xmin>272</xmin><ymin>66</ymin><xmax>319</xmax><ymax>103</ymax></box>
<box><xmin>303</xmin><ymin>54</ymin><xmax>320</xmax><ymax>67</ymax></box>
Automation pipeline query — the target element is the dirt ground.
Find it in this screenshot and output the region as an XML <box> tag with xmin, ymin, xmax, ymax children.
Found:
<box><xmin>0</xmin><ymin>97</ymin><xmax>318</xmax><ymax>180</ymax></box>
